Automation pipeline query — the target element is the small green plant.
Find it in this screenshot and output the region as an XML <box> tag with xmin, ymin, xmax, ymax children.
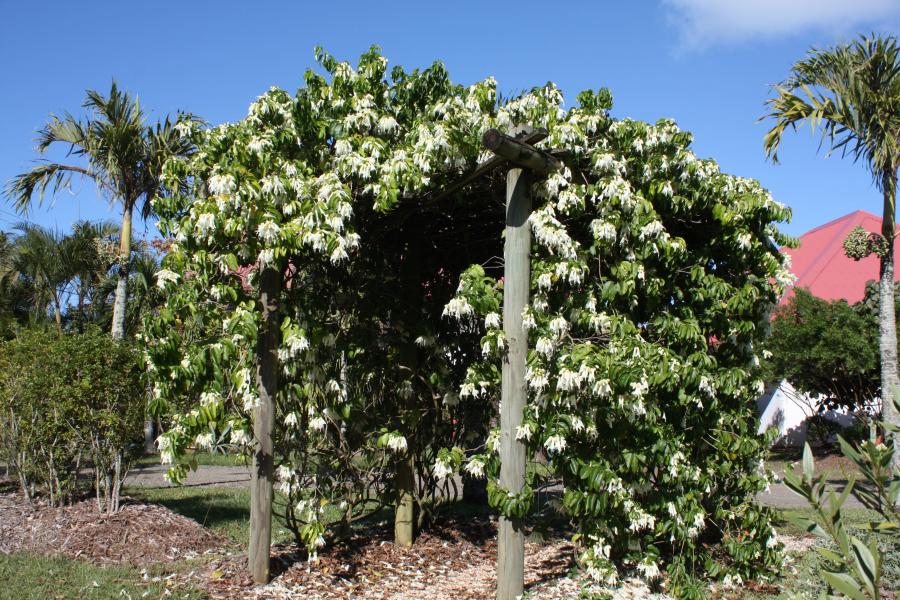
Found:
<box><xmin>783</xmin><ymin>394</ymin><xmax>899</xmax><ymax>599</ymax></box>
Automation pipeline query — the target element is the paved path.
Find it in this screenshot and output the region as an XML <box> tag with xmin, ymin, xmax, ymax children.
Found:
<box><xmin>125</xmin><ymin>464</ymin><xmax>250</xmax><ymax>488</ymax></box>
<box><xmin>757</xmin><ymin>481</ymin><xmax>865</xmax><ymax>509</ymax></box>
<box><xmin>126</xmin><ymin>464</ymin><xmax>865</xmax><ymax>510</ymax></box>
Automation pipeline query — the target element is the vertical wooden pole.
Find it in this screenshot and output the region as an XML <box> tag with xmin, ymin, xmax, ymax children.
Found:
<box><xmin>394</xmin><ymin>232</ymin><xmax>421</xmax><ymax>547</ymax></box>
<box><xmin>249</xmin><ymin>266</ymin><xmax>279</xmax><ymax>583</ymax></box>
<box><xmin>497</xmin><ymin>168</ymin><xmax>531</xmax><ymax>600</ymax></box>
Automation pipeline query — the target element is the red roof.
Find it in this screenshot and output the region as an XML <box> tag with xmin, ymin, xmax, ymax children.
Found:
<box><xmin>781</xmin><ymin>210</ymin><xmax>900</xmax><ymax>304</ymax></box>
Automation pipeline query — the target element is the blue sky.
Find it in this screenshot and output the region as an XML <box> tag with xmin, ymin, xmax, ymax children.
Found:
<box><xmin>1</xmin><ymin>0</ymin><xmax>898</xmax><ymax>240</ymax></box>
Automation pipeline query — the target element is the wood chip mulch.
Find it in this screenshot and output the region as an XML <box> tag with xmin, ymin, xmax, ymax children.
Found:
<box><xmin>176</xmin><ymin>517</ymin><xmax>586</xmax><ymax>600</ymax></box>
<box><xmin>0</xmin><ymin>491</ymin><xmax>225</xmax><ymax>565</ymax></box>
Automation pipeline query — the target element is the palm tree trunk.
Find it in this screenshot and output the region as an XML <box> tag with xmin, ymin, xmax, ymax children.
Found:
<box><xmin>52</xmin><ymin>296</ymin><xmax>63</xmax><ymax>334</ymax></box>
<box><xmin>110</xmin><ymin>204</ymin><xmax>132</xmax><ymax>341</ymax></box>
<box><xmin>880</xmin><ymin>171</ymin><xmax>900</xmax><ymax>469</ymax></box>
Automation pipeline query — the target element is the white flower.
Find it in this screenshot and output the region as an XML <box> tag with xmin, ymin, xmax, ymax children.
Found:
<box><xmin>230</xmin><ymin>428</ymin><xmax>251</xmax><ymax>446</ymax></box>
<box><xmin>639</xmin><ymin>220</ymin><xmax>664</xmax><ymax>241</ymax></box>
<box><xmin>636</xmin><ymin>558</ymin><xmax>660</xmax><ymax>580</ymax></box>
<box><xmin>591</xmin><ymin>220</ymin><xmax>617</xmax><ymax>243</ymax></box>
<box><xmin>386</xmin><ymin>433</ymin><xmax>408</xmax><ymax>453</ymax></box>
<box><xmin>537</xmin><ymin>272</ymin><xmax>553</xmax><ymax>290</ymax></box>
<box><xmin>522</xmin><ymin>310</ymin><xmax>537</xmax><ymax>330</ymax></box>
<box><xmin>556</xmin><ymin>368</ymin><xmax>582</xmax><ymax>392</ymax></box>
<box><xmin>535</xmin><ymin>337</ymin><xmax>555</xmax><ymax>357</ymax></box>
<box><xmin>433</xmin><ymin>459</ymin><xmax>453</xmax><ymax>480</ymax></box>
<box><xmin>155</xmin><ymin>269</ymin><xmax>179</xmax><ymax>289</ymax></box>
<box><xmin>196</xmin><ymin>213</ymin><xmax>216</xmax><ymax>236</ymax></box>
<box><xmin>661</xmin><ymin>181</ymin><xmax>673</xmax><ymax>197</ymax></box>
<box><xmin>376</xmin><ymin>115</ymin><xmax>399</xmax><ymax>134</ymax></box>
<box><xmin>309</xmin><ymin>416</ymin><xmax>327</xmax><ymax>431</ymax></box>
<box><xmin>549</xmin><ymin>316</ymin><xmax>569</xmax><ymax>338</ymax></box>
<box><xmin>284</xmin><ymin>333</ymin><xmax>310</xmax><ymax>357</ymax></box>
<box><xmin>593</xmin><ymin>379</ymin><xmax>612</xmax><ymax>397</ymax></box>
<box><xmin>484</xmin><ymin>312</ymin><xmax>501</xmax><ymax>329</ymax></box>
<box><xmin>242</xmin><ymin>392</ymin><xmax>259</xmax><ymax>411</ymax></box>
<box><xmin>465</xmin><ymin>457</ymin><xmax>485</xmax><ymax>479</ymax></box>
<box><xmin>257</xmin><ymin>220</ymin><xmax>281</xmax><ymax>245</ymax></box>
<box><xmin>737</xmin><ymin>233</ymin><xmax>752</xmax><ymax>250</ymax></box>
<box><xmin>525</xmin><ymin>367</ymin><xmax>549</xmax><ymax>391</ymax></box>
<box><xmin>258</xmin><ymin>248</ymin><xmax>275</xmax><ymax>266</ymax></box>
<box><xmin>199</xmin><ymin>391</ymin><xmax>220</xmax><ymax>407</ymax></box>
<box><xmin>515</xmin><ymin>423</ymin><xmax>533</xmax><ymax>441</ymax></box>
<box><xmin>284</xmin><ymin>412</ymin><xmax>299</xmax><ymax>428</ymax></box>
<box><xmin>443</xmin><ymin>297</ymin><xmax>474</xmax><ymax>320</ymax></box>
<box><xmin>544</xmin><ymin>434</ymin><xmax>567</xmax><ymax>454</ymax></box>
<box><xmin>208</xmin><ymin>173</ymin><xmax>236</xmax><ymax>196</ymax></box>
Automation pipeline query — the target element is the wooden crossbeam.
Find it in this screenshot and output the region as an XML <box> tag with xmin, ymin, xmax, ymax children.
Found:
<box><xmin>482</xmin><ymin>129</ymin><xmax>563</xmax><ymax>176</ymax></box>
<box><xmin>420</xmin><ymin>128</ymin><xmax>550</xmax><ymax>207</ymax></box>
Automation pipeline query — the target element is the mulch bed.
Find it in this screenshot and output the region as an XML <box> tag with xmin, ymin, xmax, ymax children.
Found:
<box><xmin>0</xmin><ymin>491</ymin><xmax>225</xmax><ymax>565</ymax></box>
<box><xmin>178</xmin><ymin>517</ymin><xmax>589</xmax><ymax>600</ymax></box>
<box><xmin>0</xmin><ymin>487</ymin><xmax>673</xmax><ymax>598</ymax></box>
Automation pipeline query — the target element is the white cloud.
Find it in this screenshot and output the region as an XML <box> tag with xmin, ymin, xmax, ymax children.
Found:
<box><xmin>663</xmin><ymin>0</ymin><xmax>900</xmax><ymax>49</ymax></box>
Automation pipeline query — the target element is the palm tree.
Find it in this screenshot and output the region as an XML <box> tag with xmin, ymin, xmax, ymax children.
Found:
<box><xmin>764</xmin><ymin>34</ymin><xmax>900</xmax><ymax>460</ymax></box>
<box><xmin>65</xmin><ymin>220</ymin><xmax>119</xmax><ymax>331</ymax></box>
<box><xmin>7</xmin><ymin>224</ymin><xmax>70</xmax><ymax>332</ymax></box>
<box><xmin>5</xmin><ymin>82</ymin><xmax>196</xmax><ymax>340</ymax></box>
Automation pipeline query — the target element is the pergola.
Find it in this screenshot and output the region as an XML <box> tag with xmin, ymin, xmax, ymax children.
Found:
<box><xmin>249</xmin><ymin>126</ymin><xmax>563</xmax><ymax>600</ymax></box>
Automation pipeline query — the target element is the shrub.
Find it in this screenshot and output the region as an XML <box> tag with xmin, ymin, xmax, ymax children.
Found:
<box><xmin>0</xmin><ymin>327</ymin><xmax>145</xmax><ymax>512</ymax></box>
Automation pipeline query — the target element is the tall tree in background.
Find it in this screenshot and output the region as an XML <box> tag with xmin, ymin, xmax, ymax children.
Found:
<box><xmin>764</xmin><ymin>34</ymin><xmax>900</xmax><ymax>462</ymax></box>
<box><xmin>7</xmin><ymin>224</ymin><xmax>69</xmax><ymax>332</ymax></box>
<box><xmin>5</xmin><ymin>82</ymin><xmax>196</xmax><ymax>340</ymax></box>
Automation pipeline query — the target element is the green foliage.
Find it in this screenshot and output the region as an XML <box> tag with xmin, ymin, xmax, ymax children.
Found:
<box><xmin>764</xmin><ymin>289</ymin><xmax>883</xmax><ymax>437</ymax></box>
<box><xmin>145</xmin><ymin>46</ymin><xmax>791</xmax><ymax>590</ymax></box>
<box><xmin>0</xmin><ymin>327</ymin><xmax>145</xmax><ymax>511</ymax></box>
<box><xmin>783</xmin><ymin>392</ymin><xmax>900</xmax><ymax>599</ymax></box>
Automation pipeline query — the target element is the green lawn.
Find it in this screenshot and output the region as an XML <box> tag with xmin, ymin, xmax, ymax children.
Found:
<box><xmin>132</xmin><ymin>451</ymin><xmax>248</xmax><ymax>469</ymax></box>
<box><xmin>0</xmin><ymin>553</ymin><xmax>203</xmax><ymax>600</ymax></box>
<box><xmin>124</xmin><ymin>485</ymin><xmax>294</xmax><ymax>546</ymax></box>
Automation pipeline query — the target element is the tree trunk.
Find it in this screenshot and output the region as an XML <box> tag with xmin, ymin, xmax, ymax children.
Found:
<box><xmin>110</xmin><ymin>204</ymin><xmax>132</xmax><ymax>341</ymax></box>
<box><xmin>52</xmin><ymin>298</ymin><xmax>63</xmax><ymax>334</ymax></box>
<box><xmin>879</xmin><ymin>171</ymin><xmax>900</xmax><ymax>469</ymax></box>
<box><xmin>497</xmin><ymin>168</ymin><xmax>531</xmax><ymax>600</ymax></box>
<box><xmin>249</xmin><ymin>266</ymin><xmax>280</xmax><ymax>583</ymax></box>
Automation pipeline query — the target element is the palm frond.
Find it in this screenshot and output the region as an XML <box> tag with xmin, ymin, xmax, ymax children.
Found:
<box><xmin>4</xmin><ymin>162</ymin><xmax>98</xmax><ymax>215</ymax></box>
<box><xmin>763</xmin><ymin>33</ymin><xmax>900</xmax><ymax>186</ymax></box>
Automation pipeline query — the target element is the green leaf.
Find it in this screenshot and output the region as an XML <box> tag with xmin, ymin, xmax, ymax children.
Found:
<box><xmin>820</xmin><ymin>571</ymin><xmax>867</xmax><ymax>600</ymax></box>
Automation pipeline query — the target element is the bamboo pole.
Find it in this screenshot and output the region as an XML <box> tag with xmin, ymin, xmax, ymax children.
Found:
<box><xmin>249</xmin><ymin>266</ymin><xmax>280</xmax><ymax>583</ymax></box>
<box><xmin>496</xmin><ymin>168</ymin><xmax>531</xmax><ymax>600</ymax></box>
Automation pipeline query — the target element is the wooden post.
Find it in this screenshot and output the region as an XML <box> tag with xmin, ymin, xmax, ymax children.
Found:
<box><xmin>394</xmin><ymin>232</ymin><xmax>422</xmax><ymax>547</ymax></box>
<box><xmin>497</xmin><ymin>167</ymin><xmax>531</xmax><ymax>600</ymax></box>
<box><xmin>249</xmin><ymin>266</ymin><xmax>280</xmax><ymax>583</ymax></box>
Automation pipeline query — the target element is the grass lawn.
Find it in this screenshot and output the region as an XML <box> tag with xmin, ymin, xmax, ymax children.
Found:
<box><xmin>766</xmin><ymin>447</ymin><xmax>863</xmax><ymax>482</ymax></box>
<box><xmin>124</xmin><ymin>485</ymin><xmax>294</xmax><ymax>546</ymax></box>
<box><xmin>0</xmin><ymin>553</ymin><xmax>203</xmax><ymax>600</ymax></box>
<box><xmin>132</xmin><ymin>451</ymin><xmax>248</xmax><ymax>469</ymax></box>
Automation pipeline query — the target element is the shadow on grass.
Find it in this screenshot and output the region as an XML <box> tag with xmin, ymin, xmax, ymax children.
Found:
<box><xmin>124</xmin><ymin>486</ymin><xmax>251</xmax><ymax>544</ymax></box>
